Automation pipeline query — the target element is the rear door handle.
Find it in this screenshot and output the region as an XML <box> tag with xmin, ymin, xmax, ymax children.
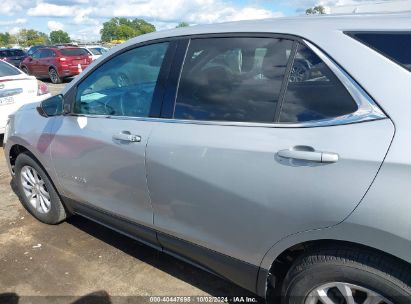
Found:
<box><xmin>278</xmin><ymin>146</ymin><xmax>338</xmax><ymax>163</ymax></box>
<box><xmin>112</xmin><ymin>131</ymin><xmax>141</xmax><ymax>143</ymax></box>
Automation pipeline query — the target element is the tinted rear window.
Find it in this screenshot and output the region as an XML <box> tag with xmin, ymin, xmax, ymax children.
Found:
<box><xmin>279</xmin><ymin>43</ymin><xmax>358</xmax><ymax>123</ymax></box>
<box><xmin>348</xmin><ymin>32</ymin><xmax>411</xmax><ymax>71</ymax></box>
<box><xmin>174</xmin><ymin>37</ymin><xmax>293</xmax><ymax>123</ymax></box>
<box><xmin>0</xmin><ymin>61</ymin><xmax>21</xmax><ymax>76</ymax></box>
<box><xmin>60</xmin><ymin>48</ymin><xmax>88</xmax><ymax>56</ymax></box>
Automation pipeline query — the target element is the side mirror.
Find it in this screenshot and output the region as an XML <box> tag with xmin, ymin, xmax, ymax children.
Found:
<box><xmin>36</xmin><ymin>95</ymin><xmax>64</xmax><ymax>117</ymax></box>
<box><xmin>27</xmin><ymin>56</ymin><xmax>33</xmax><ymax>61</ymax></box>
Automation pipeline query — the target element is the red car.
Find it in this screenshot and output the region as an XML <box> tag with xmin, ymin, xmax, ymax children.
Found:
<box><xmin>20</xmin><ymin>47</ymin><xmax>92</xmax><ymax>84</ymax></box>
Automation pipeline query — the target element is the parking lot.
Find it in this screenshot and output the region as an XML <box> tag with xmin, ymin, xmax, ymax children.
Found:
<box><xmin>0</xmin><ymin>78</ymin><xmax>259</xmax><ymax>303</ymax></box>
<box><xmin>46</xmin><ymin>80</ymin><xmax>67</xmax><ymax>97</ymax></box>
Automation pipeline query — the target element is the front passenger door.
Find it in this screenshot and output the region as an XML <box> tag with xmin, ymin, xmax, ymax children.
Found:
<box><xmin>38</xmin><ymin>49</ymin><xmax>51</xmax><ymax>76</ymax></box>
<box><xmin>29</xmin><ymin>50</ymin><xmax>42</xmax><ymax>75</ymax></box>
<box><xmin>51</xmin><ymin>42</ymin><xmax>171</xmax><ymax>232</ymax></box>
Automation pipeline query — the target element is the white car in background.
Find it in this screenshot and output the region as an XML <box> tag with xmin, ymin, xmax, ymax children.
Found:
<box><xmin>83</xmin><ymin>46</ymin><xmax>108</xmax><ymax>61</ymax></box>
<box><xmin>0</xmin><ymin>60</ymin><xmax>50</xmax><ymax>134</ymax></box>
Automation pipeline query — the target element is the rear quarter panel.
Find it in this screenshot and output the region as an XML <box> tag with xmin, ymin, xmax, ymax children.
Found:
<box><xmin>303</xmin><ymin>23</ymin><xmax>411</xmax><ymax>265</ymax></box>
<box><xmin>258</xmin><ymin>26</ymin><xmax>411</xmax><ymax>295</ymax></box>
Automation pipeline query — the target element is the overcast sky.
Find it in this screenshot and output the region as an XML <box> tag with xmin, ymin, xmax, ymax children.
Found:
<box><xmin>0</xmin><ymin>0</ymin><xmax>395</xmax><ymax>41</ymax></box>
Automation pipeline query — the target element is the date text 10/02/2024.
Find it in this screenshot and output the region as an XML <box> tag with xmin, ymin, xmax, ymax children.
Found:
<box><xmin>149</xmin><ymin>297</ymin><xmax>259</xmax><ymax>303</ymax></box>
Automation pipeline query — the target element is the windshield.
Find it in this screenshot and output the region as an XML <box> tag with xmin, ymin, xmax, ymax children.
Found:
<box><xmin>89</xmin><ymin>48</ymin><xmax>102</xmax><ymax>55</ymax></box>
<box><xmin>0</xmin><ymin>50</ymin><xmax>10</xmax><ymax>57</ymax></box>
<box><xmin>0</xmin><ymin>61</ymin><xmax>22</xmax><ymax>76</ymax></box>
<box><xmin>10</xmin><ymin>49</ymin><xmax>25</xmax><ymax>56</ymax></box>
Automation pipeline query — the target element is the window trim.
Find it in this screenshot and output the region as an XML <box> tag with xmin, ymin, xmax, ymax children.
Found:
<box><xmin>160</xmin><ymin>39</ymin><xmax>189</xmax><ymax>118</ymax></box>
<box><xmin>273</xmin><ymin>41</ymin><xmax>298</xmax><ymax>122</ymax></box>
<box><xmin>167</xmin><ymin>34</ymin><xmax>386</xmax><ymax>128</ymax></box>
<box><xmin>293</xmin><ymin>40</ymin><xmax>386</xmax><ymax>127</ymax></box>
<box><xmin>66</xmin><ymin>39</ymin><xmax>177</xmax><ymax>119</ymax></box>
<box><xmin>63</xmin><ymin>32</ymin><xmax>386</xmax><ymax>127</ymax></box>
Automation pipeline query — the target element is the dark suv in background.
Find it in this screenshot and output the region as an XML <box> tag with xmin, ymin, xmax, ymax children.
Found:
<box><xmin>26</xmin><ymin>45</ymin><xmax>45</xmax><ymax>57</ymax></box>
<box><xmin>20</xmin><ymin>47</ymin><xmax>92</xmax><ymax>83</ymax></box>
<box><xmin>0</xmin><ymin>49</ymin><xmax>26</xmax><ymax>67</ymax></box>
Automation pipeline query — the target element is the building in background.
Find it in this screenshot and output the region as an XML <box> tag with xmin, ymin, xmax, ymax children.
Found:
<box><xmin>327</xmin><ymin>0</ymin><xmax>411</xmax><ymax>14</ymax></box>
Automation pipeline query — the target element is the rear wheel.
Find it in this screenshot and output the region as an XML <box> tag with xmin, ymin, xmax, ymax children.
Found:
<box><xmin>49</xmin><ymin>67</ymin><xmax>62</xmax><ymax>84</ymax></box>
<box><xmin>281</xmin><ymin>246</ymin><xmax>411</xmax><ymax>304</ymax></box>
<box><xmin>15</xmin><ymin>152</ymin><xmax>66</xmax><ymax>224</ymax></box>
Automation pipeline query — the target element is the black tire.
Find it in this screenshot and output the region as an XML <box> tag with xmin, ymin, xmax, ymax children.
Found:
<box><xmin>49</xmin><ymin>67</ymin><xmax>62</xmax><ymax>84</ymax></box>
<box><xmin>281</xmin><ymin>245</ymin><xmax>411</xmax><ymax>304</ymax></box>
<box><xmin>21</xmin><ymin>66</ymin><xmax>29</xmax><ymax>75</ymax></box>
<box><xmin>15</xmin><ymin>152</ymin><xmax>66</xmax><ymax>224</ymax></box>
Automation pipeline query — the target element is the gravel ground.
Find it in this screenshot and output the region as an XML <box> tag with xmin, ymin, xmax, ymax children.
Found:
<box><xmin>0</xmin><ymin>147</ymin><xmax>259</xmax><ymax>303</ymax></box>
<box><xmin>43</xmin><ymin>79</ymin><xmax>70</xmax><ymax>96</ymax></box>
<box><xmin>0</xmin><ymin>78</ymin><xmax>262</xmax><ymax>303</ymax></box>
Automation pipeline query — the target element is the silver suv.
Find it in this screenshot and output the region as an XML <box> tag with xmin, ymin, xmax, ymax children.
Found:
<box><xmin>4</xmin><ymin>13</ymin><xmax>411</xmax><ymax>304</ymax></box>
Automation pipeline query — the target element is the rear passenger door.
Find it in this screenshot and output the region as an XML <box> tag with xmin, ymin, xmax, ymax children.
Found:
<box><xmin>146</xmin><ymin>36</ymin><xmax>394</xmax><ymax>272</ymax></box>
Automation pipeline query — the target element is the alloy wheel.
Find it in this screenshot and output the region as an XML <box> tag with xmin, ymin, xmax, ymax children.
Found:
<box><xmin>49</xmin><ymin>69</ymin><xmax>59</xmax><ymax>83</ymax></box>
<box><xmin>289</xmin><ymin>64</ymin><xmax>308</xmax><ymax>83</ymax></box>
<box><xmin>20</xmin><ymin>165</ymin><xmax>51</xmax><ymax>214</ymax></box>
<box><xmin>305</xmin><ymin>282</ymin><xmax>393</xmax><ymax>304</ymax></box>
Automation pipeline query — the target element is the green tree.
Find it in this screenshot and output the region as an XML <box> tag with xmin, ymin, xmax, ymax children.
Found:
<box><xmin>50</xmin><ymin>30</ymin><xmax>71</xmax><ymax>44</ymax></box>
<box><xmin>131</xmin><ymin>18</ymin><xmax>156</xmax><ymax>34</ymax></box>
<box><xmin>100</xmin><ymin>17</ymin><xmax>156</xmax><ymax>42</ymax></box>
<box><xmin>100</xmin><ymin>19</ymin><xmax>118</xmax><ymax>42</ymax></box>
<box><xmin>0</xmin><ymin>32</ymin><xmax>12</xmax><ymax>47</ymax></box>
<box><xmin>16</xmin><ymin>29</ymin><xmax>49</xmax><ymax>47</ymax></box>
<box><xmin>117</xmin><ymin>24</ymin><xmax>137</xmax><ymax>40</ymax></box>
<box><xmin>176</xmin><ymin>22</ymin><xmax>190</xmax><ymax>28</ymax></box>
<box><xmin>306</xmin><ymin>5</ymin><xmax>326</xmax><ymax>15</ymax></box>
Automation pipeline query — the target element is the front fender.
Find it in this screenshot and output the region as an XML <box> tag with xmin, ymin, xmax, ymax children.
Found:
<box><xmin>4</xmin><ymin>105</ymin><xmax>62</xmax><ymax>194</ymax></box>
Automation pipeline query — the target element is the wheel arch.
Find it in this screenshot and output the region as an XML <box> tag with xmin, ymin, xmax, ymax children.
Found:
<box><xmin>9</xmin><ymin>144</ymin><xmax>31</xmax><ymax>174</ymax></box>
<box><xmin>48</xmin><ymin>65</ymin><xmax>59</xmax><ymax>73</ymax></box>
<box><xmin>9</xmin><ymin>143</ymin><xmax>54</xmax><ymax>184</ymax></box>
<box><xmin>20</xmin><ymin>64</ymin><xmax>29</xmax><ymax>73</ymax></box>
<box><xmin>8</xmin><ymin>143</ymin><xmax>71</xmax><ymax>214</ymax></box>
<box><xmin>259</xmin><ymin>234</ymin><xmax>411</xmax><ymax>299</ymax></box>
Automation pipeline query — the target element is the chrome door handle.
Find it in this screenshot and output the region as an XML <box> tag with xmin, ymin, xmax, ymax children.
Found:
<box><xmin>321</xmin><ymin>152</ymin><xmax>339</xmax><ymax>163</ymax></box>
<box><xmin>112</xmin><ymin>132</ymin><xmax>141</xmax><ymax>142</ymax></box>
<box><xmin>278</xmin><ymin>146</ymin><xmax>338</xmax><ymax>163</ymax></box>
